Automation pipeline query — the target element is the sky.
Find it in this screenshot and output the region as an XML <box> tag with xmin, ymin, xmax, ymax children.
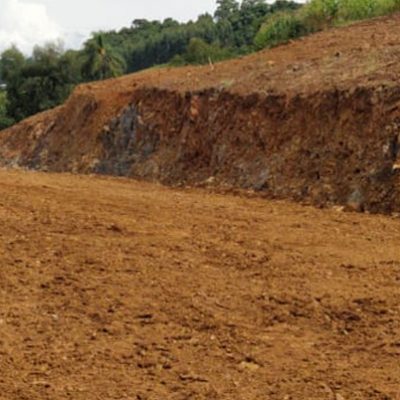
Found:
<box><xmin>0</xmin><ymin>0</ymin><xmax>217</xmax><ymax>53</ymax></box>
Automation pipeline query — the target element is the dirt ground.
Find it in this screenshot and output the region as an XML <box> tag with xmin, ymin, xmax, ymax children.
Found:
<box><xmin>0</xmin><ymin>169</ymin><xmax>398</xmax><ymax>400</ymax></box>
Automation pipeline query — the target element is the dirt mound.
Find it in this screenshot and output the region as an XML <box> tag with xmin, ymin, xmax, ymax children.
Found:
<box><xmin>2</xmin><ymin>15</ymin><xmax>400</xmax><ymax>212</ymax></box>
<box><xmin>1</xmin><ymin>170</ymin><xmax>399</xmax><ymax>400</ymax></box>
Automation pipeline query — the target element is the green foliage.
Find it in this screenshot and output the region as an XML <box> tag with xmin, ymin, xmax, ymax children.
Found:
<box><xmin>81</xmin><ymin>34</ymin><xmax>126</xmax><ymax>81</ymax></box>
<box><xmin>301</xmin><ymin>0</ymin><xmax>339</xmax><ymax>31</ymax></box>
<box><xmin>304</xmin><ymin>0</ymin><xmax>400</xmax><ymax>25</ymax></box>
<box><xmin>0</xmin><ymin>42</ymin><xmax>81</xmax><ymax>122</ymax></box>
<box><xmin>0</xmin><ymin>90</ymin><xmax>14</xmax><ymax>130</ymax></box>
<box><xmin>337</xmin><ymin>0</ymin><xmax>400</xmax><ymax>21</ymax></box>
<box><xmin>215</xmin><ymin>0</ymin><xmax>240</xmax><ymax>20</ymax></box>
<box><xmin>254</xmin><ymin>11</ymin><xmax>307</xmax><ymax>49</ymax></box>
<box><xmin>183</xmin><ymin>38</ymin><xmax>232</xmax><ymax>64</ymax></box>
<box><xmin>255</xmin><ymin>0</ymin><xmax>400</xmax><ymax>50</ymax></box>
<box><xmin>169</xmin><ymin>54</ymin><xmax>186</xmax><ymax>67</ymax></box>
<box><xmin>337</xmin><ymin>0</ymin><xmax>376</xmax><ymax>20</ymax></box>
<box><xmin>98</xmin><ymin>1</ymin><xmax>302</xmax><ymax>73</ymax></box>
<box><xmin>0</xmin><ymin>46</ymin><xmax>25</xmax><ymax>82</ymax></box>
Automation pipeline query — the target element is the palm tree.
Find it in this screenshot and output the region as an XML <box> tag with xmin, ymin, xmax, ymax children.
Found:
<box><xmin>81</xmin><ymin>34</ymin><xmax>126</xmax><ymax>81</ymax></box>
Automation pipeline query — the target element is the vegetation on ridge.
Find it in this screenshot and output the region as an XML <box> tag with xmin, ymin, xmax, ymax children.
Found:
<box><xmin>255</xmin><ymin>0</ymin><xmax>400</xmax><ymax>49</ymax></box>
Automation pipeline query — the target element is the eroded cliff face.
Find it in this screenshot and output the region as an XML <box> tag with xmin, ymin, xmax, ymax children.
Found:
<box><xmin>1</xmin><ymin>83</ymin><xmax>400</xmax><ymax>214</ymax></box>
<box><xmin>3</xmin><ymin>14</ymin><xmax>400</xmax><ymax>213</ymax></box>
<box><xmin>94</xmin><ymin>86</ymin><xmax>400</xmax><ymax>214</ymax></box>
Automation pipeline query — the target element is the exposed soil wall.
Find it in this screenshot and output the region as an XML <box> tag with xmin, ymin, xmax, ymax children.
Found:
<box><xmin>1</xmin><ymin>84</ymin><xmax>400</xmax><ymax>214</ymax></box>
<box><xmin>94</xmin><ymin>86</ymin><xmax>400</xmax><ymax>214</ymax></box>
<box><xmin>3</xmin><ymin>15</ymin><xmax>400</xmax><ymax>213</ymax></box>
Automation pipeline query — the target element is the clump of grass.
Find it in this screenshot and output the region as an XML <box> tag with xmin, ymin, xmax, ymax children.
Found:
<box><xmin>301</xmin><ymin>0</ymin><xmax>339</xmax><ymax>31</ymax></box>
<box><xmin>255</xmin><ymin>0</ymin><xmax>400</xmax><ymax>49</ymax></box>
<box><xmin>337</xmin><ymin>0</ymin><xmax>400</xmax><ymax>21</ymax></box>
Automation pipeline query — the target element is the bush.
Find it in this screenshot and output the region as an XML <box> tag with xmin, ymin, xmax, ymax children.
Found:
<box><xmin>338</xmin><ymin>0</ymin><xmax>379</xmax><ymax>20</ymax></box>
<box><xmin>169</xmin><ymin>54</ymin><xmax>187</xmax><ymax>67</ymax></box>
<box><xmin>254</xmin><ymin>12</ymin><xmax>308</xmax><ymax>49</ymax></box>
<box><xmin>183</xmin><ymin>38</ymin><xmax>231</xmax><ymax>65</ymax></box>
<box><xmin>338</xmin><ymin>0</ymin><xmax>400</xmax><ymax>21</ymax></box>
<box><xmin>301</xmin><ymin>0</ymin><xmax>339</xmax><ymax>31</ymax></box>
<box><xmin>254</xmin><ymin>0</ymin><xmax>400</xmax><ymax>50</ymax></box>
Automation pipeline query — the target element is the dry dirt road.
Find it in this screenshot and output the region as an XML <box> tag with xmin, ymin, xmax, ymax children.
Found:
<box><xmin>0</xmin><ymin>170</ymin><xmax>399</xmax><ymax>400</ymax></box>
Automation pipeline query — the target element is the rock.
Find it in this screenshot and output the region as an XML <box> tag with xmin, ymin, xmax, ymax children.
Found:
<box><xmin>239</xmin><ymin>360</ymin><xmax>260</xmax><ymax>371</ymax></box>
<box><xmin>346</xmin><ymin>188</ymin><xmax>364</xmax><ymax>212</ymax></box>
<box><xmin>107</xmin><ymin>223</ymin><xmax>123</xmax><ymax>233</ymax></box>
<box><xmin>392</xmin><ymin>162</ymin><xmax>400</xmax><ymax>171</ymax></box>
<box><xmin>333</xmin><ymin>205</ymin><xmax>345</xmax><ymax>212</ymax></box>
<box><xmin>253</xmin><ymin>169</ymin><xmax>269</xmax><ymax>191</ymax></box>
<box><xmin>179</xmin><ymin>373</ymin><xmax>208</xmax><ymax>383</ymax></box>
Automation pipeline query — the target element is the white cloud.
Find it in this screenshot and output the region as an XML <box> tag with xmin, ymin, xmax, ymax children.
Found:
<box><xmin>62</xmin><ymin>31</ymin><xmax>88</xmax><ymax>51</ymax></box>
<box><xmin>0</xmin><ymin>0</ymin><xmax>61</xmax><ymax>53</ymax></box>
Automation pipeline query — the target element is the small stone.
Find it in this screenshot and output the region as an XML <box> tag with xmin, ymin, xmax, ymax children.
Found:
<box><xmin>346</xmin><ymin>188</ymin><xmax>364</xmax><ymax>212</ymax></box>
<box><xmin>392</xmin><ymin>163</ymin><xmax>400</xmax><ymax>171</ymax></box>
<box><xmin>107</xmin><ymin>223</ymin><xmax>123</xmax><ymax>233</ymax></box>
<box><xmin>239</xmin><ymin>360</ymin><xmax>260</xmax><ymax>371</ymax></box>
<box><xmin>333</xmin><ymin>205</ymin><xmax>345</xmax><ymax>212</ymax></box>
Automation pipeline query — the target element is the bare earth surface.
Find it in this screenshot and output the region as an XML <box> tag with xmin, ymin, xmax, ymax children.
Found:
<box><xmin>0</xmin><ymin>170</ymin><xmax>398</xmax><ymax>400</ymax></box>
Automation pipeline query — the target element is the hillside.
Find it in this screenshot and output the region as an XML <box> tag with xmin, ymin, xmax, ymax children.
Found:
<box><xmin>1</xmin><ymin>170</ymin><xmax>399</xmax><ymax>399</ymax></box>
<box><xmin>2</xmin><ymin>15</ymin><xmax>400</xmax><ymax>212</ymax></box>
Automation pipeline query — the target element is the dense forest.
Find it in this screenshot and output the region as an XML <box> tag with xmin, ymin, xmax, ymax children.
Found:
<box><xmin>1</xmin><ymin>0</ymin><xmax>399</xmax><ymax>128</ymax></box>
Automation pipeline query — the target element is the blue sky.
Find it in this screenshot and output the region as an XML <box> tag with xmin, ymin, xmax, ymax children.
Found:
<box><xmin>0</xmin><ymin>0</ymin><xmax>216</xmax><ymax>53</ymax></box>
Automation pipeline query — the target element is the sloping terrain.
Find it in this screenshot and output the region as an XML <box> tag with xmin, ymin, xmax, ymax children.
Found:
<box><xmin>0</xmin><ymin>170</ymin><xmax>399</xmax><ymax>400</ymax></box>
<box><xmin>2</xmin><ymin>15</ymin><xmax>400</xmax><ymax>213</ymax></box>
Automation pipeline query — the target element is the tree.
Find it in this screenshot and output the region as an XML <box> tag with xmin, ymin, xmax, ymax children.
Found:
<box><xmin>0</xmin><ymin>42</ymin><xmax>80</xmax><ymax>121</ymax></box>
<box><xmin>254</xmin><ymin>11</ymin><xmax>307</xmax><ymax>49</ymax></box>
<box><xmin>234</xmin><ymin>0</ymin><xmax>271</xmax><ymax>48</ymax></box>
<box><xmin>214</xmin><ymin>0</ymin><xmax>240</xmax><ymax>21</ymax></box>
<box><xmin>81</xmin><ymin>34</ymin><xmax>126</xmax><ymax>81</ymax></box>
<box><xmin>0</xmin><ymin>46</ymin><xmax>25</xmax><ymax>82</ymax></box>
<box><xmin>0</xmin><ymin>46</ymin><xmax>27</xmax><ymax>121</ymax></box>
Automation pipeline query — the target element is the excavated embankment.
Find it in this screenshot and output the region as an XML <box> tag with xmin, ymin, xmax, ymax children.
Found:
<box><xmin>2</xmin><ymin>14</ymin><xmax>400</xmax><ymax>213</ymax></box>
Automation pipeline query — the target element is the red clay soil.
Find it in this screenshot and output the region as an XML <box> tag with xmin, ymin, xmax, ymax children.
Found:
<box><xmin>0</xmin><ymin>169</ymin><xmax>399</xmax><ymax>400</ymax></box>
<box><xmin>2</xmin><ymin>15</ymin><xmax>400</xmax><ymax>212</ymax></box>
